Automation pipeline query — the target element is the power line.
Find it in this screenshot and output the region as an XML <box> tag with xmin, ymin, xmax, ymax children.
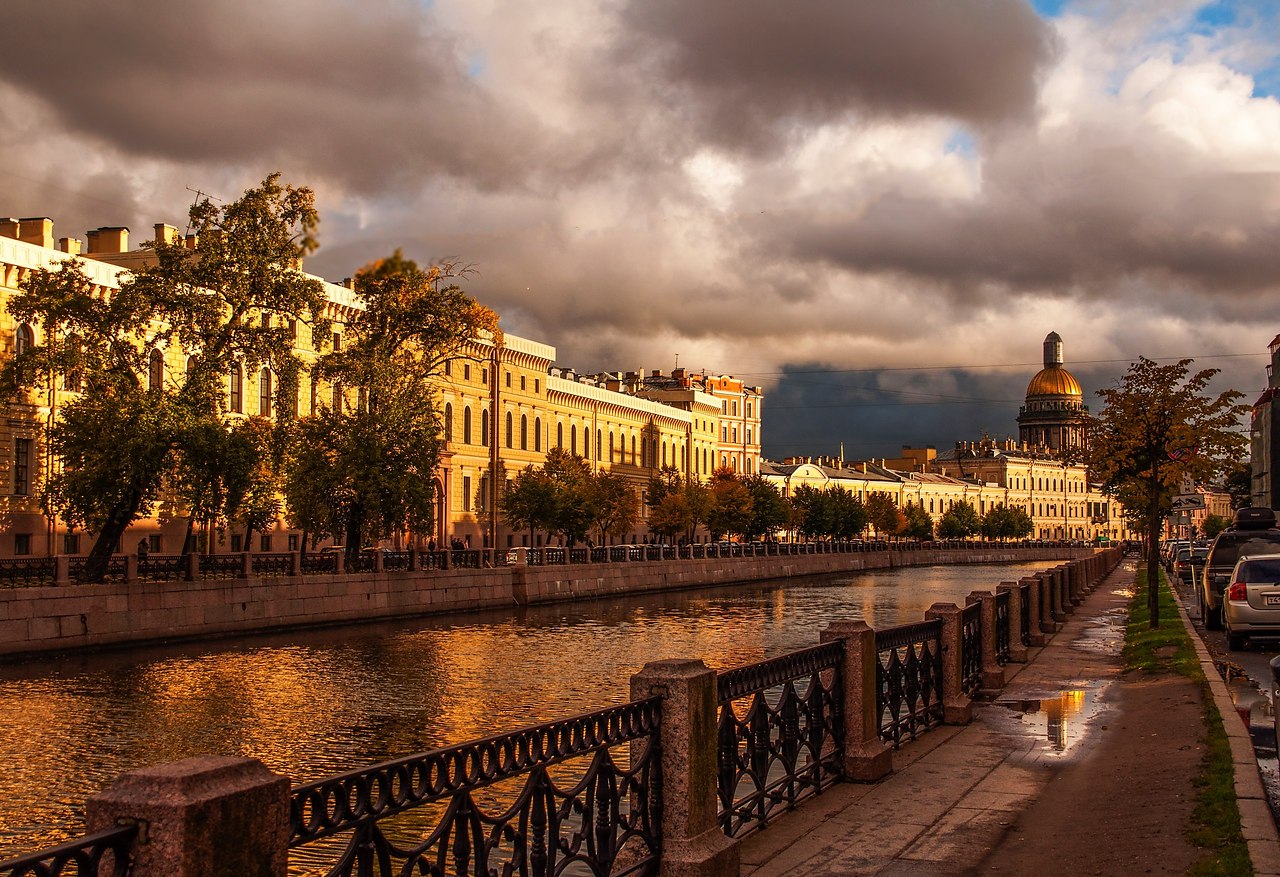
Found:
<box><xmin>732</xmin><ymin>352</ymin><xmax>1267</xmax><ymax>379</ymax></box>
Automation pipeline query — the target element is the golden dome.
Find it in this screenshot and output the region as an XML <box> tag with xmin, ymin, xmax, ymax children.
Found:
<box><xmin>1026</xmin><ymin>365</ymin><xmax>1083</xmax><ymax>398</ymax></box>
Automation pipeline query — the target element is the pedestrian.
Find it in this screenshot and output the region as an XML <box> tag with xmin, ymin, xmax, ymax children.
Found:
<box><xmin>136</xmin><ymin>538</ymin><xmax>149</xmax><ymax>561</ymax></box>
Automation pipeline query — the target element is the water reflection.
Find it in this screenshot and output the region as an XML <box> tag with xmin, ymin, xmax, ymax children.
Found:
<box><xmin>0</xmin><ymin>561</ymin><xmax>1051</xmax><ymax>858</ymax></box>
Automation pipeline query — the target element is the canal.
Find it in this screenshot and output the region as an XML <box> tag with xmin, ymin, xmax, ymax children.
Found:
<box><xmin>0</xmin><ymin>560</ymin><xmax>1053</xmax><ymax>860</ymax></box>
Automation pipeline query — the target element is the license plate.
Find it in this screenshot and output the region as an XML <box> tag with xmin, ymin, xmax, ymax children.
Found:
<box><xmin>1265</xmin><ymin>594</ymin><xmax>1280</xmax><ymax>606</ymax></box>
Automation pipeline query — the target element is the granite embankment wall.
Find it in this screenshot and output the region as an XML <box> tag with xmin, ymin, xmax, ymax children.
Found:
<box><xmin>0</xmin><ymin>546</ymin><xmax>1092</xmax><ymax>659</ymax></box>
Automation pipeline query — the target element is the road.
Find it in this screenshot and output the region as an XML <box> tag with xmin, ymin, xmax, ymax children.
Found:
<box><xmin>1169</xmin><ymin>566</ymin><xmax>1280</xmax><ymax>821</ymax></box>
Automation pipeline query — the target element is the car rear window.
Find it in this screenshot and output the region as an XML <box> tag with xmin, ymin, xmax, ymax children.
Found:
<box><xmin>1209</xmin><ymin>531</ymin><xmax>1280</xmax><ymax>568</ymax></box>
<box><xmin>1241</xmin><ymin>559</ymin><xmax>1280</xmax><ymax>583</ymax></box>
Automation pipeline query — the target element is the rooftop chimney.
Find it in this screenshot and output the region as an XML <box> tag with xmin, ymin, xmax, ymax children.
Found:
<box><xmin>85</xmin><ymin>226</ymin><xmax>129</xmax><ymax>254</ymax></box>
<box><xmin>0</xmin><ymin>218</ymin><xmax>18</xmax><ymax>240</ymax></box>
<box><xmin>153</xmin><ymin>223</ymin><xmax>180</xmax><ymax>246</ymax></box>
<box><xmin>57</xmin><ymin>237</ymin><xmax>82</xmax><ymax>256</ymax></box>
<box><xmin>18</xmin><ymin>217</ymin><xmax>53</xmax><ymax>249</ymax></box>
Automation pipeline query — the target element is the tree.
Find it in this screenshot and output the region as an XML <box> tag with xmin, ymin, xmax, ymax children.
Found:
<box><xmin>1224</xmin><ymin>461</ymin><xmax>1252</xmax><ymax>510</ymax></box>
<box><xmin>590</xmin><ymin>470</ymin><xmax>639</xmax><ymax>544</ymax></box>
<box><xmin>790</xmin><ymin>485</ymin><xmax>830</xmax><ymax>541</ymax></box>
<box><xmin>827</xmin><ymin>488</ymin><xmax>868</xmax><ymax>540</ymax></box>
<box><xmin>705</xmin><ymin>469</ymin><xmax>753</xmax><ymax>540</ymax></box>
<box><xmin>501</xmin><ymin>466</ymin><xmax>557</xmax><ymax>546</ymax></box>
<box><xmin>937</xmin><ymin>501</ymin><xmax>981</xmax><ymax>539</ymax></box>
<box><xmin>865</xmin><ymin>493</ymin><xmax>904</xmax><ymax>538</ymax></box>
<box><xmin>1201</xmin><ymin>514</ymin><xmax>1229</xmax><ymax>540</ymax></box>
<box><xmin>286</xmin><ymin>251</ymin><xmax>498</xmax><ymax>563</ymax></box>
<box><xmin>1084</xmin><ymin>357</ymin><xmax>1249</xmax><ymax>626</ymax></box>
<box><xmin>981</xmin><ymin>504</ymin><xmax>1034</xmax><ymax>541</ymax></box>
<box><xmin>540</xmin><ymin>448</ymin><xmax>596</xmax><ymax>547</ymax></box>
<box><xmin>740</xmin><ymin>475</ymin><xmax>790</xmax><ymax>540</ymax></box>
<box><xmin>901</xmin><ymin>502</ymin><xmax>934</xmax><ymax>540</ymax></box>
<box><xmin>3</xmin><ymin>175</ymin><xmax>332</xmax><ymax>580</ymax></box>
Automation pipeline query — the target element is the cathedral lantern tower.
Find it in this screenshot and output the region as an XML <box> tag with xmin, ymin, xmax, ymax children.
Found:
<box><xmin>1017</xmin><ymin>331</ymin><xmax>1088</xmax><ymax>453</ymax></box>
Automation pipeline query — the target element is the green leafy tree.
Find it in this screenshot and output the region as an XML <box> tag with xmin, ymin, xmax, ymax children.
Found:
<box><xmin>827</xmin><ymin>487</ymin><xmax>868</xmax><ymax>540</ymax></box>
<box><xmin>591</xmin><ymin>470</ymin><xmax>639</xmax><ymax>544</ymax></box>
<box><xmin>790</xmin><ymin>484</ymin><xmax>830</xmax><ymax>541</ymax></box>
<box><xmin>1084</xmin><ymin>357</ymin><xmax>1249</xmax><ymax>626</ymax></box>
<box><xmin>501</xmin><ymin>466</ymin><xmax>557</xmax><ymax>546</ymax></box>
<box><xmin>289</xmin><ymin>252</ymin><xmax>498</xmax><ymax>563</ymax></box>
<box><xmin>740</xmin><ymin>475</ymin><xmax>790</xmax><ymax>540</ymax></box>
<box><xmin>936</xmin><ymin>500</ymin><xmax>982</xmax><ymax>539</ymax></box>
<box><xmin>1224</xmin><ymin>462</ymin><xmax>1252</xmax><ymax>510</ymax></box>
<box><xmin>981</xmin><ymin>504</ymin><xmax>1034</xmax><ymax>541</ymax></box>
<box><xmin>1200</xmin><ymin>513</ymin><xmax>1229</xmax><ymax>540</ymax></box>
<box><xmin>865</xmin><ymin>493</ymin><xmax>904</xmax><ymax>538</ymax></box>
<box><xmin>705</xmin><ymin>468</ymin><xmax>754</xmax><ymax>540</ymax></box>
<box><xmin>901</xmin><ymin>502</ymin><xmax>934</xmax><ymax>540</ymax></box>
<box><xmin>222</xmin><ymin>417</ymin><xmax>283</xmax><ymax>551</ymax></box>
<box><xmin>645</xmin><ymin>465</ymin><xmax>685</xmax><ymax>509</ymax></box>
<box><xmin>540</xmin><ymin>448</ymin><xmax>596</xmax><ymax>547</ymax></box>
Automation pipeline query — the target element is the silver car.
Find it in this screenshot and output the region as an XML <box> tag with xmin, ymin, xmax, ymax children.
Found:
<box><xmin>1223</xmin><ymin>553</ymin><xmax>1280</xmax><ymax>650</ymax></box>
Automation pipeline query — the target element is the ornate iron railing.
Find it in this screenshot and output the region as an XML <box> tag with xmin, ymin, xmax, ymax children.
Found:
<box><xmin>198</xmin><ymin>554</ymin><xmax>243</xmax><ymax>580</ymax></box>
<box><xmin>382</xmin><ymin>551</ymin><xmax>411</xmax><ymax>572</ymax></box>
<box><xmin>994</xmin><ymin>590</ymin><xmax>1011</xmax><ymax>665</ymax></box>
<box><xmin>140</xmin><ymin>554</ymin><xmax>186</xmax><ymax>581</ymax></box>
<box><xmin>69</xmin><ymin>556</ymin><xmax>128</xmax><ymax>584</ymax></box>
<box><xmin>960</xmin><ymin>601</ymin><xmax>983</xmax><ymax>696</ymax></box>
<box><xmin>0</xmin><ymin>824</ymin><xmax>137</xmax><ymax>877</ymax></box>
<box><xmin>715</xmin><ymin>642</ymin><xmax>844</xmax><ymax>838</ymax></box>
<box><xmin>0</xmin><ymin>557</ymin><xmax>56</xmax><ymax>587</ymax></box>
<box><xmin>875</xmin><ymin>620</ymin><xmax>943</xmax><ymax>747</ymax></box>
<box><xmin>347</xmin><ymin>553</ymin><xmax>377</xmax><ymax>574</ymax></box>
<box><xmin>252</xmin><ymin>552</ymin><xmax>294</xmax><ymax>578</ymax></box>
<box><xmin>569</xmin><ymin>548</ymin><xmax>589</xmax><ymax>564</ymax></box>
<box><xmin>301</xmin><ymin>553</ymin><xmax>339</xmax><ymax>575</ymax></box>
<box><xmin>290</xmin><ymin>698</ymin><xmax>662</xmax><ymax>877</ymax></box>
<box><xmin>1019</xmin><ymin>581</ymin><xmax>1032</xmax><ymax>646</ymax></box>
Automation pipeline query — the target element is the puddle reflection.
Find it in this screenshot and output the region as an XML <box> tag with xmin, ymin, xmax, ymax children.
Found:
<box><xmin>995</xmin><ymin>686</ymin><xmax>1105</xmax><ymax>754</ymax></box>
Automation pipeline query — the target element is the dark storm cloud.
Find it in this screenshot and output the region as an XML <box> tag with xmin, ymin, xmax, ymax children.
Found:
<box><xmin>0</xmin><ymin>0</ymin><xmax>533</xmax><ymax>190</ymax></box>
<box><xmin>607</xmin><ymin>0</ymin><xmax>1056</xmax><ymax>152</ymax></box>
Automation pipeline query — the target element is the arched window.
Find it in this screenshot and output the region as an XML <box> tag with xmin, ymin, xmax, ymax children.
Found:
<box><xmin>259</xmin><ymin>368</ymin><xmax>272</xmax><ymax>416</ymax></box>
<box><xmin>609</xmin><ymin>431</ymin><xmax>615</xmax><ymax>460</ymax></box>
<box><xmin>148</xmin><ymin>349</ymin><xmax>164</xmax><ymax>392</ymax></box>
<box><xmin>557</xmin><ymin>423</ymin><xmax>564</xmax><ymax>449</ymax></box>
<box><xmin>520</xmin><ymin>415</ymin><xmax>528</xmax><ymax>450</ymax></box>
<box><xmin>505</xmin><ymin>411</ymin><xmax>513</xmax><ymax>449</ymax></box>
<box><xmin>14</xmin><ymin>324</ymin><xmax>33</xmax><ymax>356</ymax></box>
<box><xmin>535</xmin><ymin>417</ymin><xmax>542</xmax><ymax>452</ymax></box>
<box><xmin>631</xmin><ymin>435</ymin><xmax>636</xmax><ymax>463</ymax></box>
<box><xmin>570</xmin><ymin>424</ymin><xmax>577</xmax><ymax>456</ymax></box>
<box><xmin>597</xmin><ymin>429</ymin><xmax>602</xmax><ymax>461</ymax></box>
<box><xmin>464</xmin><ymin>407</ymin><xmax>473</xmax><ymax>444</ymax></box>
<box><xmin>481</xmin><ymin>409</ymin><xmax>489</xmax><ymax>446</ymax></box>
<box><xmin>229</xmin><ymin>363</ymin><xmax>243</xmax><ymax>413</ymax></box>
<box><xmin>582</xmin><ymin>427</ymin><xmax>588</xmax><ymax>458</ymax></box>
<box><xmin>444</xmin><ymin>404</ymin><xmax>453</xmax><ymax>442</ymax></box>
<box><xmin>662</xmin><ymin>441</ymin><xmax>667</xmax><ymax>467</ymax></box>
<box><xmin>63</xmin><ymin>336</ymin><xmax>83</xmax><ymax>392</ymax></box>
<box><xmin>331</xmin><ymin>381</ymin><xmax>342</xmax><ymax>412</ymax></box>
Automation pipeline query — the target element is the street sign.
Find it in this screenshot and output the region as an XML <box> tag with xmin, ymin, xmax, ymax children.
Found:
<box><xmin>1171</xmin><ymin>494</ymin><xmax>1206</xmax><ymax>512</ymax></box>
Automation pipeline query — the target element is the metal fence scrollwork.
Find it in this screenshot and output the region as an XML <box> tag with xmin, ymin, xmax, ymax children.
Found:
<box><xmin>1019</xmin><ymin>581</ymin><xmax>1032</xmax><ymax>647</ymax></box>
<box><xmin>993</xmin><ymin>590</ymin><xmax>1011</xmax><ymax>665</ymax></box>
<box><xmin>0</xmin><ymin>824</ymin><xmax>137</xmax><ymax>877</ymax></box>
<box><xmin>289</xmin><ymin>698</ymin><xmax>662</xmax><ymax>877</ymax></box>
<box><xmin>714</xmin><ymin>642</ymin><xmax>844</xmax><ymax>838</ymax></box>
<box><xmin>875</xmin><ymin>620</ymin><xmax>943</xmax><ymax>748</ymax></box>
<box><xmin>960</xmin><ymin>601</ymin><xmax>983</xmax><ymax>696</ymax></box>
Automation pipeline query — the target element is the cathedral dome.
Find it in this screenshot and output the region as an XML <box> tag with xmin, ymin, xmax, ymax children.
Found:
<box><xmin>1025</xmin><ymin>366</ymin><xmax>1083</xmax><ymax>398</ymax></box>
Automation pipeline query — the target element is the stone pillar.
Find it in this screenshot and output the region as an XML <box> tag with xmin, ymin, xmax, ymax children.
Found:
<box><xmin>185</xmin><ymin>552</ymin><xmax>199</xmax><ymax>582</ymax></box>
<box><xmin>996</xmin><ymin>582</ymin><xmax>1029</xmax><ymax>663</ymax></box>
<box><xmin>509</xmin><ymin>547</ymin><xmax>529</xmax><ymax>567</ymax></box>
<box><xmin>333</xmin><ymin>550</ymin><xmax>345</xmax><ymax>575</ymax></box>
<box><xmin>55</xmin><ymin>555</ymin><xmax>70</xmax><ymax>585</ymax></box>
<box><xmin>440</xmin><ymin>548</ymin><xmax>450</xmax><ymax>570</ymax></box>
<box><xmin>924</xmin><ymin>603</ymin><xmax>973</xmax><ymax>725</ymax></box>
<box><xmin>290</xmin><ymin>551</ymin><xmax>301</xmax><ymax>577</ymax></box>
<box><xmin>86</xmin><ymin>756</ymin><xmax>290</xmax><ymax>877</ymax></box>
<box><xmin>1042</xmin><ymin>571</ymin><xmax>1065</xmax><ymax>624</ymax></box>
<box><xmin>239</xmin><ymin>552</ymin><xmax>252</xmax><ymax>580</ymax></box>
<box><xmin>819</xmin><ymin>621</ymin><xmax>893</xmax><ymax>781</ymax></box>
<box><xmin>125</xmin><ymin>555</ymin><xmax>138</xmax><ymax>583</ymax></box>
<box><xmin>1022</xmin><ymin>575</ymin><xmax>1054</xmax><ymax>639</ymax></box>
<box><xmin>374</xmin><ymin>548</ymin><xmax>385</xmax><ymax>574</ymax></box>
<box><xmin>630</xmin><ymin>660</ymin><xmax>738</xmax><ymax>877</ymax></box>
<box><xmin>408</xmin><ymin>547</ymin><xmax>419</xmax><ymax>571</ymax></box>
<box><xmin>967</xmin><ymin>591</ymin><xmax>1005</xmax><ymax>690</ymax></box>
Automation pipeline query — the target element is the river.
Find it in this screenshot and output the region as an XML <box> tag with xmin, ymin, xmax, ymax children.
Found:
<box><xmin>0</xmin><ymin>560</ymin><xmax>1053</xmax><ymax>860</ymax></box>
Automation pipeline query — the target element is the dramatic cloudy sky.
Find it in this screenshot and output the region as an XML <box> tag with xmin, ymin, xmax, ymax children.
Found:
<box><xmin>2</xmin><ymin>0</ymin><xmax>1278</xmax><ymax>460</ymax></box>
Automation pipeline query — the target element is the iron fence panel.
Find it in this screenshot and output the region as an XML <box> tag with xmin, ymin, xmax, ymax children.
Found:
<box><xmin>874</xmin><ymin>620</ymin><xmax>943</xmax><ymax>748</ymax></box>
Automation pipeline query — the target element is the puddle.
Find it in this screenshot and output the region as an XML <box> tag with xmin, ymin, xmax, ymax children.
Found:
<box><xmin>987</xmin><ymin>682</ymin><xmax>1111</xmax><ymax>756</ymax></box>
<box><xmin>1071</xmin><ymin>611</ymin><xmax>1128</xmax><ymax>656</ymax></box>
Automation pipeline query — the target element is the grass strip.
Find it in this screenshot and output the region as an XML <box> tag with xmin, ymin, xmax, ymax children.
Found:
<box><xmin>1123</xmin><ymin>564</ymin><xmax>1251</xmax><ymax>877</ymax></box>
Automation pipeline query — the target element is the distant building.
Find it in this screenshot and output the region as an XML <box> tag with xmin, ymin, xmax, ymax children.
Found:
<box><xmin>1251</xmin><ymin>334</ymin><xmax>1280</xmax><ymax>510</ymax></box>
<box><xmin>1016</xmin><ymin>331</ymin><xmax>1089</xmax><ymax>453</ymax></box>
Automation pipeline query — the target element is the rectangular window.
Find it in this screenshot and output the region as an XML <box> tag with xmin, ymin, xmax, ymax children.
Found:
<box><xmin>14</xmin><ymin>533</ymin><xmax>31</xmax><ymax>556</ymax></box>
<box><xmin>482</xmin><ymin>368</ymin><xmax>488</xmax><ymax>385</ymax></box>
<box><xmin>534</xmin><ymin>379</ymin><xmax>540</xmax><ymax>393</ymax></box>
<box><xmin>288</xmin><ymin>534</ymin><xmax>299</xmax><ymax>551</ymax></box>
<box><xmin>332</xmin><ymin>332</ymin><xmax>342</xmax><ymax>351</ymax></box>
<box><xmin>506</xmin><ymin>371</ymin><xmax>512</xmax><ymax>388</ymax></box>
<box><xmin>63</xmin><ymin>533</ymin><xmax>80</xmax><ymax>554</ymax></box>
<box><xmin>464</xmin><ymin>363</ymin><xmax>472</xmax><ymax>381</ymax></box>
<box><xmin>520</xmin><ymin>375</ymin><xmax>527</xmax><ymax>391</ymax></box>
<box><xmin>260</xmin><ymin>534</ymin><xmax>272</xmax><ymax>552</ymax></box>
<box><xmin>231</xmin><ymin>534</ymin><xmax>243</xmax><ymax>552</ymax></box>
<box><xmin>148</xmin><ymin>534</ymin><xmax>162</xmax><ymax>553</ymax></box>
<box><xmin>463</xmin><ymin>476</ymin><xmax>472</xmax><ymax>512</ymax></box>
<box><xmin>13</xmin><ymin>437</ymin><xmax>30</xmax><ymax>496</ymax></box>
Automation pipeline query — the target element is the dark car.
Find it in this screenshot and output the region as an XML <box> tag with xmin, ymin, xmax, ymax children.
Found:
<box><xmin>1200</xmin><ymin>507</ymin><xmax>1280</xmax><ymax>630</ymax></box>
<box><xmin>1174</xmin><ymin>546</ymin><xmax>1209</xmax><ymax>584</ymax></box>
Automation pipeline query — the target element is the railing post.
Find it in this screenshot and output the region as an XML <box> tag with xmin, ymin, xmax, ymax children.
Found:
<box><xmin>85</xmin><ymin>755</ymin><xmax>290</xmax><ymax>877</ymax></box>
<box><xmin>819</xmin><ymin>621</ymin><xmax>893</xmax><ymax>781</ymax></box>
<box><xmin>239</xmin><ymin>552</ymin><xmax>252</xmax><ymax>580</ymax></box>
<box><xmin>629</xmin><ymin>659</ymin><xmax>738</xmax><ymax>877</ymax></box>
<box><xmin>924</xmin><ymin>603</ymin><xmax>973</xmax><ymax>725</ymax></box>
<box><xmin>334</xmin><ymin>549</ymin><xmax>346</xmax><ymax>575</ymax></box>
<box><xmin>186</xmin><ymin>552</ymin><xmax>200</xmax><ymax>582</ymax></box>
<box><xmin>374</xmin><ymin>548</ymin><xmax>385</xmax><ymax>573</ymax></box>
<box><xmin>967</xmin><ymin>591</ymin><xmax>1005</xmax><ymax>690</ymax></box>
<box><xmin>55</xmin><ymin>555</ymin><xmax>70</xmax><ymax>585</ymax></box>
<box><xmin>124</xmin><ymin>555</ymin><xmax>138</xmax><ymax>583</ymax></box>
<box><xmin>997</xmin><ymin>582</ymin><xmax>1029</xmax><ymax>663</ymax></box>
<box><xmin>1041</xmin><ymin>571</ymin><xmax>1065</xmax><ymax>625</ymax></box>
<box><xmin>290</xmin><ymin>551</ymin><xmax>301</xmax><ymax>577</ymax></box>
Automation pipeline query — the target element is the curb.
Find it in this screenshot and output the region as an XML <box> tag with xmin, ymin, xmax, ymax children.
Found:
<box><xmin>1170</xmin><ymin>571</ymin><xmax>1280</xmax><ymax>876</ymax></box>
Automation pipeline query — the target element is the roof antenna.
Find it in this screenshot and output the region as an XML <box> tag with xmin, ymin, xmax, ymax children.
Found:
<box><xmin>183</xmin><ymin>187</ymin><xmax>222</xmax><ymax>236</ymax></box>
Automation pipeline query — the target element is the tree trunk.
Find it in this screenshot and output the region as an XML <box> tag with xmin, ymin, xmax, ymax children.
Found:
<box><xmin>345</xmin><ymin>506</ymin><xmax>364</xmax><ymax>568</ymax></box>
<box><xmin>83</xmin><ymin>490</ymin><xmax>145</xmax><ymax>583</ymax></box>
<box><xmin>1148</xmin><ymin>471</ymin><xmax>1161</xmax><ymax>628</ymax></box>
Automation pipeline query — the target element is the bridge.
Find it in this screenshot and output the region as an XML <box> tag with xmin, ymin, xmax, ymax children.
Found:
<box><xmin>0</xmin><ymin>550</ymin><xmax>1123</xmax><ymax>876</ymax></box>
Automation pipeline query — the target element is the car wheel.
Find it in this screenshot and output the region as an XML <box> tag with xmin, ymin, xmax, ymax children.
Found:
<box><xmin>1205</xmin><ymin>595</ymin><xmax>1224</xmax><ymax>631</ymax></box>
<box><xmin>1228</xmin><ymin>629</ymin><xmax>1246</xmax><ymax>651</ymax></box>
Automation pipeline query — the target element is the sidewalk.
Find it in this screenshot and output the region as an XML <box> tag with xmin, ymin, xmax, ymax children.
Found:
<box><xmin>738</xmin><ymin>561</ymin><xmax>1280</xmax><ymax>877</ymax></box>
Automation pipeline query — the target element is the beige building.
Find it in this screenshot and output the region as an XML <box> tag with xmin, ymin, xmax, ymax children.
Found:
<box><xmin>0</xmin><ymin>216</ymin><xmax>763</xmax><ymax>557</ymax></box>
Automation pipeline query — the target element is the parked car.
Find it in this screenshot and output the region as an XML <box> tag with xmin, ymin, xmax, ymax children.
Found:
<box><xmin>1223</xmin><ymin>553</ymin><xmax>1280</xmax><ymax>650</ymax></box>
<box><xmin>1174</xmin><ymin>547</ymin><xmax>1209</xmax><ymax>584</ymax></box>
<box><xmin>1200</xmin><ymin>508</ymin><xmax>1280</xmax><ymax>630</ymax></box>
